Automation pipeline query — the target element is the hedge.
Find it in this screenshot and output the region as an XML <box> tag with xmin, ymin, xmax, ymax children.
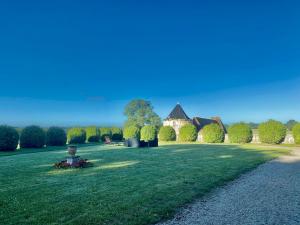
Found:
<box><xmin>178</xmin><ymin>124</ymin><xmax>197</xmax><ymax>142</ymax></box>
<box><xmin>85</xmin><ymin>126</ymin><xmax>100</xmax><ymax>142</ymax></box>
<box><xmin>46</xmin><ymin>127</ymin><xmax>67</xmax><ymax>146</ymax></box>
<box><xmin>67</xmin><ymin>128</ymin><xmax>86</xmax><ymax>144</ymax></box>
<box><xmin>0</xmin><ymin>125</ymin><xmax>19</xmax><ymax>151</ymax></box>
<box><xmin>99</xmin><ymin>127</ymin><xmax>112</xmax><ymax>141</ymax></box>
<box><xmin>140</xmin><ymin>125</ymin><xmax>157</xmax><ymax>142</ymax></box>
<box><xmin>111</xmin><ymin>127</ymin><xmax>123</xmax><ymax>141</ymax></box>
<box><xmin>201</xmin><ymin>123</ymin><xmax>224</xmax><ymax>143</ymax></box>
<box><xmin>292</xmin><ymin>123</ymin><xmax>300</xmax><ymax>144</ymax></box>
<box><xmin>123</xmin><ymin>126</ymin><xmax>140</xmax><ymax>140</ymax></box>
<box><xmin>228</xmin><ymin>123</ymin><xmax>253</xmax><ymax>144</ymax></box>
<box><xmin>258</xmin><ymin>120</ymin><xmax>287</xmax><ymax>144</ymax></box>
<box><xmin>20</xmin><ymin>125</ymin><xmax>46</xmax><ymax>148</ymax></box>
<box><xmin>158</xmin><ymin>126</ymin><xmax>176</xmax><ymax>141</ymax></box>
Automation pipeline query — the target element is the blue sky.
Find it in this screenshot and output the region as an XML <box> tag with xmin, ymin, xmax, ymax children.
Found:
<box><xmin>0</xmin><ymin>0</ymin><xmax>299</xmax><ymax>126</ymax></box>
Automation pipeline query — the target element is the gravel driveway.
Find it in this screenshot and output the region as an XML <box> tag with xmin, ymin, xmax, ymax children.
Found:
<box><xmin>158</xmin><ymin>147</ymin><xmax>300</xmax><ymax>225</ymax></box>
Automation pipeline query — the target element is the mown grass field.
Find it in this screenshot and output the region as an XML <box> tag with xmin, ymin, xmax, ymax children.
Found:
<box><xmin>0</xmin><ymin>144</ymin><xmax>289</xmax><ymax>225</ymax></box>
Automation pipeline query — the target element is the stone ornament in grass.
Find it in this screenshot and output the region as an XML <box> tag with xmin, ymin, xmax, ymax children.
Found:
<box><xmin>54</xmin><ymin>145</ymin><xmax>93</xmax><ymax>169</ymax></box>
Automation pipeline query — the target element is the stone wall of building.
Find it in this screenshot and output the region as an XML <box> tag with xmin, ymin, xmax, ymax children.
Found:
<box><xmin>163</xmin><ymin>119</ymin><xmax>192</xmax><ymax>136</ymax></box>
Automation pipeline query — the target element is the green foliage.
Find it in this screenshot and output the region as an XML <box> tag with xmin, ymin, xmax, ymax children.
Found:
<box><xmin>123</xmin><ymin>126</ymin><xmax>140</xmax><ymax>140</ymax></box>
<box><xmin>46</xmin><ymin>127</ymin><xmax>66</xmax><ymax>146</ymax></box>
<box><xmin>202</xmin><ymin>123</ymin><xmax>225</xmax><ymax>143</ymax></box>
<box><xmin>20</xmin><ymin>125</ymin><xmax>46</xmax><ymax>148</ymax></box>
<box><xmin>158</xmin><ymin>126</ymin><xmax>176</xmax><ymax>141</ymax></box>
<box><xmin>178</xmin><ymin>124</ymin><xmax>197</xmax><ymax>142</ymax></box>
<box><xmin>85</xmin><ymin>126</ymin><xmax>100</xmax><ymax>142</ymax></box>
<box><xmin>124</xmin><ymin>99</ymin><xmax>162</xmax><ymax>128</ymax></box>
<box><xmin>228</xmin><ymin>123</ymin><xmax>253</xmax><ymax>144</ymax></box>
<box><xmin>67</xmin><ymin>128</ymin><xmax>86</xmax><ymax>144</ymax></box>
<box><xmin>258</xmin><ymin>120</ymin><xmax>287</xmax><ymax>144</ymax></box>
<box><xmin>99</xmin><ymin>127</ymin><xmax>111</xmax><ymax>141</ymax></box>
<box><xmin>292</xmin><ymin>123</ymin><xmax>300</xmax><ymax>144</ymax></box>
<box><xmin>0</xmin><ymin>125</ymin><xmax>19</xmax><ymax>151</ymax></box>
<box><xmin>111</xmin><ymin>127</ymin><xmax>123</xmax><ymax>141</ymax></box>
<box><xmin>140</xmin><ymin>125</ymin><xmax>157</xmax><ymax>142</ymax></box>
<box><xmin>286</xmin><ymin>120</ymin><xmax>298</xmax><ymax>130</ymax></box>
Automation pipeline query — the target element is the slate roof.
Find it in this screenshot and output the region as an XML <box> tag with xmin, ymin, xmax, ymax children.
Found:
<box><xmin>166</xmin><ymin>104</ymin><xmax>190</xmax><ymax>120</ymax></box>
<box><xmin>193</xmin><ymin>117</ymin><xmax>227</xmax><ymax>133</ymax></box>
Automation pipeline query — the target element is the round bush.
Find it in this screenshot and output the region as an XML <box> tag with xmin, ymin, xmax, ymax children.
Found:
<box><xmin>99</xmin><ymin>127</ymin><xmax>112</xmax><ymax>141</ymax></box>
<box><xmin>123</xmin><ymin>126</ymin><xmax>140</xmax><ymax>140</ymax></box>
<box><xmin>140</xmin><ymin>125</ymin><xmax>157</xmax><ymax>142</ymax></box>
<box><xmin>111</xmin><ymin>127</ymin><xmax>123</xmax><ymax>141</ymax></box>
<box><xmin>292</xmin><ymin>123</ymin><xmax>300</xmax><ymax>144</ymax></box>
<box><xmin>46</xmin><ymin>127</ymin><xmax>67</xmax><ymax>146</ymax></box>
<box><xmin>178</xmin><ymin>124</ymin><xmax>197</xmax><ymax>142</ymax></box>
<box><xmin>0</xmin><ymin>125</ymin><xmax>19</xmax><ymax>151</ymax></box>
<box><xmin>158</xmin><ymin>126</ymin><xmax>176</xmax><ymax>141</ymax></box>
<box><xmin>258</xmin><ymin>120</ymin><xmax>287</xmax><ymax>144</ymax></box>
<box><xmin>67</xmin><ymin>128</ymin><xmax>86</xmax><ymax>144</ymax></box>
<box><xmin>85</xmin><ymin>126</ymin><xmax>100</xmax><ymax>142</ymax></box>
<box><xmin>202</xmin><ymin>123</ymin><xmax>225</xmax><ymax>143</ymax></box>
<box><xmin>20</xmin><ymin>125</ymin><xmax>46</xmax><ymax>148</ymax></box>
<box><xmin>228</xmin><ymin>123</ymin><xmax>253</xmax><ymax>144</ymax></box>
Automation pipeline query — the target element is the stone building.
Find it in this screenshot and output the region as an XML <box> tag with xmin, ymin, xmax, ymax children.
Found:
<box><xmin>163</xmin><ymin>103</ymin><xmax>227</xmax><ymax>136</ymax></box>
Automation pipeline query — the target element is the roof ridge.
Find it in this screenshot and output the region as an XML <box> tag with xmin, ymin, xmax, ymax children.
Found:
<box><xmin>166</xmin><ymin>104</ymin><xmax>190</xmax><ymax>120</ymax></box>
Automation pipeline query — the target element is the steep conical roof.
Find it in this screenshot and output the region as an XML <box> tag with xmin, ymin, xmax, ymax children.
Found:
<box><xmin>166</xmin><ymin>104</ymin><xmax>190</xmax><ymax>120</ymax></box>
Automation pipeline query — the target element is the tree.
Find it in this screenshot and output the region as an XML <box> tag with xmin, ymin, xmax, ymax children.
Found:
<box><xmin>124</xmin><ymin>99</ymin><xmax>161</xmax><ymax>128</ymax></box>
<box><xmin>285</xmin><ymin>120</ymin><xmax>298</xmax><ymax>130</ymax></box>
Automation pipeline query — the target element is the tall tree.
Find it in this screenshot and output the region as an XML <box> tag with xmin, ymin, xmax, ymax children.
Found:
<box><xmin>124</xmin><ymin>99</ymin><xmax>161</xmax><ymax>128</ymax></box>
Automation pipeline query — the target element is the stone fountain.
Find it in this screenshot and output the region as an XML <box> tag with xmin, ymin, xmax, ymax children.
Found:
<box><xmin>66</xmin><ymin>145</ymin><xmax>80</xmax><ymax>165</ymax></box>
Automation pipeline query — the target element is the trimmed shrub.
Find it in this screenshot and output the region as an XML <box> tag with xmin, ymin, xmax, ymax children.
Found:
<box><xmin>99</xmin><ymin>127</ymin><xmax>111</xmax><ymax>141</ymax></box>
<box><xmin>292</xmin><ymin>123</ymin><xmax>300</xmax><ymax>144</ymax></box>
<box><xmin>258</xmin><ymin>120</ymin><xmax>287</xmax><ymax>144</ymax></box>
<box><xmin>158</xmin><ymin>126</ymin><xmax>176</xmax><ymax>141</ymax></box>
<box><xmin>202</xmin><ymin>123</ymin><xmax>225</xmax><ymax>143</ymax></box>
<box><xmin>228</xmin><ymin>123</ymin><xmax>253</xmax><ymax>144</ymax></box>
<box><xmin>67</xmin><ymin>128</ymin><xmax>86</xmax><ymax>144</ymax></box>
<box><xmin>0</xmin><ymin>125</ymin><xmax>19</xmax><ymax>151</ymax></box>
<box><xmin>20</xmin><ymin>125</ymin><xmax>46</xmax><ymax>148</ymax></box>
<box><xmin>140</xmin><ymin>125</ymin><xmax>157</xmax><ymax>142</ymax></box>
<box><xmin>123</xmin><ymin>126</ymin><xmax>140</xmax><ymax>140</ymax></box>
<box><xmin>85</xmin><ymin>126</ymin><xmax>100</xmax><ymax>142</ymax></box>
<box><xmin>178</xmin><ymin>124</ymin><xmax>197</xmax><ymax>142</ymax></box>
<box><xmin>46</xmin><ymin>127</ymin><xmax>67</xmax><ymax>146</ymax></box>
<box><xmin>111</xmin><ymin>127</ymin><xmax>123</xmax><ymax>141</ymax></box>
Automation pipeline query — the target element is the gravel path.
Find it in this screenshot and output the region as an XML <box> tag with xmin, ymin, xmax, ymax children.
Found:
<box><xmin>158</xmin><ymin>147</ymin><xmax>300</xmax><ymax>225</ymax></box>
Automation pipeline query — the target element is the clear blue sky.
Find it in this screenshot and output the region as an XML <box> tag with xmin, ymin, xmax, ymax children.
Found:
<box><xmin>0</xmin><ymin>0</ymin><xmax>299</xmax><ymax>126</ymax></box>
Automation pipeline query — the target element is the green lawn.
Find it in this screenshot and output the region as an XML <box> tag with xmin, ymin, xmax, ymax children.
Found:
<box><xmin>0</xmin><ymin>144</ymin><xmax>288</xmax><ymax>225</ymax></box>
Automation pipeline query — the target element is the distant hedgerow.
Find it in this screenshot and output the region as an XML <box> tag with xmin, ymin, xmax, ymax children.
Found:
<box><xmin>67</xmin><ymin>128</ymin><xmax>86</xmax><ymax>144</ymax></box>
<box><xmin>140</xmin><ymin>125</ymin><xmax>157</xmax><ymax>142</ymax></box>
<box><xmin>123</xmin><ymin>126</ymin><xmax>140</xmax><ymax>140</ymax></box>
<box><xmin>111</xmin><ymin>127</ymin><xmax>123</xmax><ymax>141</ymax></box>
<box><xmin>99</xmin><ymin>127</ymin><xmax>112</xmax><ymax>141</ymax></box>
<box><xmin>0</xmin><ymin>125</ymin><xmax>19</xmax><ymax>151</ymax></box>
<box><xmin>20</xmin><ymin>125</ymin><xmax>46</xmax><ymax>148</ymax></box>
<box><xmin>46</xmin><ymin>127</ymin><xmax>67</xmax><ymax>146</ymax></box>
<box><xmin>85</xmin><ymin>126</ymin><xmax>100</xmax><ymax>142</ymax></box>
